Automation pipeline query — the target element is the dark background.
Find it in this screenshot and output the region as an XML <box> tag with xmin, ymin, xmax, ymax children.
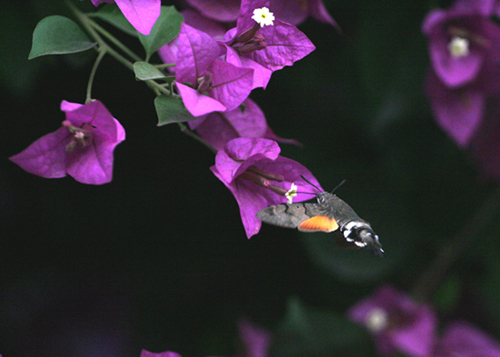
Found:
<box><xmin>1</xmin><ymin>0</ymin><xmax>500</xmax><ymax>356</ymax></box>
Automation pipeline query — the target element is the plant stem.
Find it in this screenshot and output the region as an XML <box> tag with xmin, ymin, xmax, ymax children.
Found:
<box><xmin>86</xmin><ymin>18</ymin><xmax>143</xmax><ymax>63</ymax></box>
<box><xmin>86</xmin><ymin>48</ymin><xmax>106</xmax><ymax>103</ymax></box>
<box><xmin>411</xmin><ymin>186</ymin><xmax>500</xmax><ymax>302</ymax></box>
<box><xmin>178</xmin><ymin>123</ymin><xmax>217</xmax><ymax>154</ymax></box>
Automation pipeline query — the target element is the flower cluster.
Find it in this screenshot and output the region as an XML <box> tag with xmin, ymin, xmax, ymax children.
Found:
<box><xmin>159</xmin><ymin>0</ymin><xmax>316</xmax><ymax>119</ymax></box>
<box><xmin>10</xmin><ymin>0</ymin><xmax>333</xmax><ymax>238</ymax></box>
<box><xmin>423</xmin><ymin>0</ymin><xmax>500</xmax><ymax>179</ymax></box>
<box><xmin>156</xmin><ymin>0</ymin><xmax>326</xmax><ymax>236</ymax></box>
<box><xmin>348</xmin><ymin>285</ymin><xmax>500</xmax><ymax>357</ymax></box>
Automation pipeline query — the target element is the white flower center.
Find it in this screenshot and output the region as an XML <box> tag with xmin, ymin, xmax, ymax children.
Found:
<box><xmin>448</xmin><ymin>36</ymin><xmax>470</xmax><ymax>57</ymax></box>
<box><xmin>285</xmin><ymin>183</ymin><xmax>298</xmax><ymax>204</ymax></box>
<box><xmin>252</xmin><ymin>7</ymin><xmax>275</xmax><ymax>27</ymax></box>
<box><xmin>365</xmin><ymin>307</ymin><xmax>389</xmax><ymax>333</ymax></box>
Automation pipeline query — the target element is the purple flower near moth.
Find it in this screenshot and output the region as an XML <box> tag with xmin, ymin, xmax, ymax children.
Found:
<box><xmin>422</xmin><ymin>0</ymin><xmax>500</xmax><ymax>88</ymax></box>
<box><xmin>211</xmin><ymin>137</ymin><xmax>322</xmax><ymax>238</ymax></box>
<box><xmin>9</xmin><ymin>100</ymin><xmax>125</xmax><ymax>185</ymax></box>
<box><xmin>433</xmin><ymin>321</ymin><xmax>500</xmax><ymax>357</ymax></box>
<box><xmin>183</xmin><ymin>0</ymin><xmax>336</xmax><ymax>26</ymax></box>
<box><xmin>188</xmin><ymin>98</ymin><xmax>300</xmax><ymax>150</ymax></box>
<box><xmin>173</xmin><ymin>23</ymin><xmax>254</xmax><ymax>116</ymax></box>
<box><xmin>91</xmin><ymin>0</ymin><xmax>161</xmax><ymax>35</ymax></box>
<box><xmin>348</xmin><ymin>285</ymin><xmax>437</xmax><ymax>357</ymax></box>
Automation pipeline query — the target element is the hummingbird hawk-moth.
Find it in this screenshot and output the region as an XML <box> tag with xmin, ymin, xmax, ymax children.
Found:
<box><xmin>256</xmin><ymin>180</ymin><xmax>384</xmax><ymax>256</ymax></box>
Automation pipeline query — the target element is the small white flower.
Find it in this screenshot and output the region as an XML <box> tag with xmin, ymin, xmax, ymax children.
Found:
<box><xmin>285</xmin><ymin>183</ymin><xmax>298</xmax><ymax>204</ymax></box>
<box><xmin>448</xmin><ymin>36</ymin><xmax>470</xmax><ymax>57</ymax></box>
<box><xmin>252</xmin><ymin>7</ymin><xmax>275</xmax><ymax>27</ymax></box>
<box><xmin>365</xmin><ymin>307</ymin><xmax>389</xmax><ymax>333</ymax></box>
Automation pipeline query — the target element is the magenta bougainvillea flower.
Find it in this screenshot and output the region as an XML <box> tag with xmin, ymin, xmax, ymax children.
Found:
<box><xmin>91</xmin><ymin>0</ymin><xmax>161</xmax><ymax>35</ymax></box>
<box><xmin>9</xmin><ymin>100</ymin><xmax>125</xmax><ymax>185</ymax></box>
<box><xmin>173</xmin><ymin>23</ymin><xmax>254</xmax><ymax>116</ymax></box>
<box><xmin>183</xmin><ymin>0</ymin><xmax>335</xmax><ymax>26</ymax></box>
<box><xmin>422</xmin><ymin>0</ymin><xmax>500</xmax><ymax>88</ymax></box>
<box><xmin>188</xmin><ymin>98</ymin><xmax>299</xmax><ymax>150</ymax></box>
<box><xmin>223</xmin><ymin>1</ymin><xmax>316</xmax><ymax>84</ymax></box>
<box><xmin>423</xmin><ymin>0</ymin><xmax>500</xmax><ymax>158</ymax></box>
<box><xmin>433</xmin><ymin>321</ymin><xmax>500</xmax><ymax>356</ymax></box>
<box><xmin>348</xmin><ymin>285</ymin><xmax>437</xmax><ymax>357</ymax></box>
<box><xmin>211</xmin><ymin>137</ymin><xmax>322</xmax><ymax>238</ymax></box>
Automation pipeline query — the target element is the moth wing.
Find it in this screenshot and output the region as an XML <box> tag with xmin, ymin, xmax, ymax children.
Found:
<box><xmin>256</xmin><ymin>202</ymin><xmax>334</xmax><ymax>230</ymax></box>
<box><xmin>298</xmin><ymin>215</ymin><xmax>339</xmax><ymax>233</ymax></box>
<box><xmin>257</xmin><ymin>203</ymin><xmax>311</xmax><ymax>228</ymax></box>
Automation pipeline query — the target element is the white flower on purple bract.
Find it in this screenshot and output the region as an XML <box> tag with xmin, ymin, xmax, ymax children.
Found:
<box><xmin>433</xmin><ymin>321</ymin><xmax>500</xmax><ymax>357</ymax></box>
<box><xmin>222</xmin><ymin>0</ymin><xmax>316</xmax><ymax>86</ymax></box>
<box><xmin>348</xmin><ymin>285</ymin><xmax>437</xmax><ymax>357</ymax></box>
<box><xmin>211</xmin><ymin>138</ymin><xmax>322</xmax><ymax>238</ymax></box>
<box><xmin>183</xmin><ymin>0</ymin><xmax>336</xmax><ymax>26</ymax></box>
<box><xmin>9</xmin><ymin>100</ymin><xmax>125</xmax><ymax>185</ymax></box>
<box><xmin>174</xmin><ymin>23</ymin><xmax>254</xmax><ymax>117</ymax></box>
<box><xmin>422</xmin><ymin>0</ymin><xmax>500</xmax><ymax>88</ymax></box>
<box><xmin>91</xmin><ymin>0</ymin><xmax>161</xmax><ymax>35</ymax></box>
<box><xmin>423</xmin><ymin>0</ymin><xmax>500</xmax><ymax>178</ymax></box>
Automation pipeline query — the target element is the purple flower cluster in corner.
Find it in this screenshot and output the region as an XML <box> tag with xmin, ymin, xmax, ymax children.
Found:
<box><xmin>9</xmin><ymin>100</ymin><xmax>125</xmax><ymax>185</ymax></box>
<box><xmin>348</xmin><ymin>285</ymin><xmax>500</xmax><ymax>357</ymax></box>
<box><xmin>423</xmin><ymin>0</ymin><xmax>500</xmax><ymax>179</ymax></box>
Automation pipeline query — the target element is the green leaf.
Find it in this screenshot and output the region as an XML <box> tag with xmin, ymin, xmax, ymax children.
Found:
<box><xmin>93</xmin><ymin>3</ymin><xmax>137</xmax><ymax>37</ymax></box>
<box><xmin>139</xmin><ymin>6</ymin><xmax>183</xmax><ymax>60</ymax></box>
<box><xmin>155</xmin><ymin>95</ymin><xmax>196</xmax><ymax>125</ymax></box>
<box><xmin>133</xmin><ymin>61</ymin><xmax>167</xmax><ymax>80</ymax></box>
<box><xmin>28</xmin><ymin>16</ymin><xmax>96</xmax><ymax>59</ymax></box>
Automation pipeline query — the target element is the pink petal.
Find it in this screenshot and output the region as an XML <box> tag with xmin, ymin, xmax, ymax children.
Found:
<box><xmin>207</xmin><ymin>60</ymin><xmax>254</xmax><ymax>111</ymax></box>
<box><xmin>225</xmin><ymin>46</ymin><xmax>272</xmax><ymax>89</ymax></box>
<box><xmin>177</xmin><ymin>82</ymin><xmax>227</xmax><ymax>117</ymax></box>
<box><xmin>115</xmin><ymin>0</ymin><xmax>161</xmax><ymax>35</ymax></box>
<box><xmin>184</xmin><ymin>0</ymin><xmax>241</xmax><ymax>22</ymax></box>
<box><xmin>250</xmin><ymin>19</ymin><xmax>316</xmax><ymax>71</ymax></box>
<box><xmin>9</xmin><ymin>127</ymin><xmax>70</xmax><ymax>179</ymax></box>
<box><xmin>426</xmin><ymin>71</ymin><xmax>484</xmax><ymax>147</ymax></box>
<box><xmin>176</xmin><ymin>23</ymin><xmax>221</xmax><ymax>84</ymax></box>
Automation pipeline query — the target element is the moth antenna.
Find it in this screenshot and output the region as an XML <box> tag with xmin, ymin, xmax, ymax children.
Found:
<box><xmin>300</xmin><ymin>175</ymin><xmax>322</xmax><ymax>193</ymax></box>
<box><xmin>331</xmin><ymin>179</ymin><xmax>346</xmax><ymax>194</ymax></box>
